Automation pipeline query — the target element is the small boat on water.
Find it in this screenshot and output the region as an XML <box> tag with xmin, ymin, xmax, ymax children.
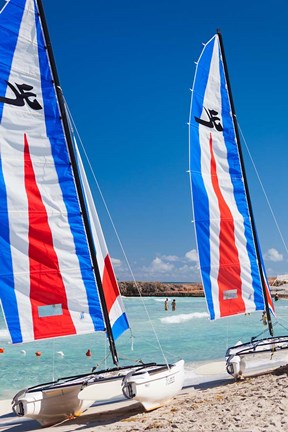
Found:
<box><xmin>188</xmin><ymin>30</ymin><xmax>288</xmax><ymax>379</ymax></box>
<box><xmin>0</xmin><ymin>0</ymin><xmax>184</xmax><ymax>426</ymax></box>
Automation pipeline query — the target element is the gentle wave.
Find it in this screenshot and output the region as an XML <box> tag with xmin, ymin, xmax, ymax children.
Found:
<box><xmin>160</xmin><ymin>312</ymin><xmax>209</xmax><ymax>324</ymax></box>
<box><xmin>154</xmin><ymin>298</ymin><xmax>171</xmax><ymax>302</ymax></box>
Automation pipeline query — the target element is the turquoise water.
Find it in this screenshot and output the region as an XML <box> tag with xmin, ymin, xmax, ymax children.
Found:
<box><xmin>0</xmin><ymin>296</ymin><xmax>287</xmax><ymax>399</ymax></box>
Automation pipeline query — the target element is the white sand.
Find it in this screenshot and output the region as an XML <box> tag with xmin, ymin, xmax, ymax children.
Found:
<box><xmin>1</xmin><ymin>365</ymin><xmax>288</xmax><ymax>431</ymax></box>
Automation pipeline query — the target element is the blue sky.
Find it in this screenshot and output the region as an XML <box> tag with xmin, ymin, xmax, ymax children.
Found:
<box><xmin>43</xmin><ymin>0</ymin><xmax>288</xmax><ymax>282</ymax></box>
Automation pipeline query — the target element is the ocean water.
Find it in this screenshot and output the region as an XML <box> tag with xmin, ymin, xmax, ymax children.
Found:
<box><xmin>0</xmin><ymin>296</ymin><xmax>288</xmax><ymax>399</ymax></box>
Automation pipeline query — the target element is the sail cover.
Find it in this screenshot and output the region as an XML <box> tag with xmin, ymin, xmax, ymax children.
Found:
<box><xmin>189</xmin><ymin>34</ymin><xmax>274</xmax><ymax>320</ymax></box>
<box><xmin>0</xmin><ymin>0</ymin><xmax>127</xmax><ymax>344</ymax></box>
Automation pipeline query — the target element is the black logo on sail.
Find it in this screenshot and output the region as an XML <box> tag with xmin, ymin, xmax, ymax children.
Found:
<box><xmin>0</xmin><ymin>81</ymin><xmax>42</xmax><ymax>110</ymax></box>
<box><xmin>195</xmin><ymin>107</ymin><xmax>223</xmax><ymax>131</ymax></box>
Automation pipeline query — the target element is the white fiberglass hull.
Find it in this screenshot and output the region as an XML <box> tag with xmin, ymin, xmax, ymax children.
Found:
<box><xmin>12</xmin><ymin>382</ymin><xmax>93</xmax><ymax>427</ymax></box>
<box><xmin>226</xmin><ymin>336</ymin><xmax>288</xmax><ymax>379</ymax></box>
<box><xmin>122</xmin><ymin>360</ymin><xmax>185</xmax><ymax>411</ymax></box>
<box><xmin>12</xmin><ymin>365</ymin><xmax>152</xmax><ymax>427</ymax></box>
<box><xmin>11</xmin><ymin>361</ymin><xmax>185</xmax><ymax>426</ymax></box>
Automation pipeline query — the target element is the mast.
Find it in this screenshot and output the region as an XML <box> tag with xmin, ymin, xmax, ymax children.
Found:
<box><xmin>216</xmin><ymin>29</ymin><xmax>273</xmax><ymax>336</ymax></box>
<box><xmin>36</xmin><ymin>0</ymin><xmax>119</xmax><ymax>364</ymax></box>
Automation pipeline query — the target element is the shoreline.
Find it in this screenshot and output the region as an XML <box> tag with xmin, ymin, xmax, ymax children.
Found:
<box><xmin>118</xmin><ymin>280</ymin><xmax>288</xmax><ymax>299</ymax></box>
<box><xmin>1</xmin><ymin>365</ymin><xmax>288</xmax><ymax>431</ymax></box>
<box><xmin>119</xmin><ymin>281</ymin><xmax>204</xmax><ymax>297</ymax></box>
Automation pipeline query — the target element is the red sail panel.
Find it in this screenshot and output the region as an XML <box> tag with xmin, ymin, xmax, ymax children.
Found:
<box><xmin>209</xmin><ymin>133</ymin><xmax>246</xmax><ymax>316</ymax></box>
<box><xmin>102</xmin><ymin>254</ymin><xmax>120</xmax><ymax>312</ymax></box>
<box><xmin>24</xmin><ymin>133</ymin><xmax>76</xmax><ymax>339</ymax></box>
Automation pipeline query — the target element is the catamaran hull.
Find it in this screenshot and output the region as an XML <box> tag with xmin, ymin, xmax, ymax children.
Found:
<box><xmin>122</xmin><ymin>360</ymin><xmax>185</xmax><ymax>411</ymax></box>
<box><xmin>226</xmin><ymin>336</ymin><xmax>288</xmax><ymax>379</ymax></box>
<box><xmin>12</xmin><ymin>362</ymin><xmax>185</xmax><ymax>426</ymax></box>
<box><xmin>12</xmin><ymin>384</ymin><xmax>94</xmax><ymax>427</ymax></box>
<box><xmin>12</xmin><ymin>365</ymin><xmax>153</xmax><ymax>427</ymax></box>
<box><xmin>79</xmin><ymin>360</ymin><xmax>185</xmax><ymax>411</ymax></box>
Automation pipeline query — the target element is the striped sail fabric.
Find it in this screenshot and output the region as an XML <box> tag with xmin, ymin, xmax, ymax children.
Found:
<box><xmin>189</xmin><ymin>34</ymin><xmax>274</xmax><ymax>320</ymax></box>
<box><xmin>0</xmin><ymin>0</ymin><xmax>107</xmax><ymax>343</ymax></box>
<box><xmin>75</xmin><ymin>142</ymin><xmax>129</xmax><ymax>340</ymax></box>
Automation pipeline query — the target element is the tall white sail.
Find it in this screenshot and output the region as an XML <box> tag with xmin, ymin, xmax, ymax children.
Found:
<box><xmin>0</xmin><ymin>0</ymin><xmax>128</xmax><ymax>344</ymax></box>
<box><xmin>189</xmin><ymin>33</ymin><xmax>274</xmax><ymax>321</ymax></box>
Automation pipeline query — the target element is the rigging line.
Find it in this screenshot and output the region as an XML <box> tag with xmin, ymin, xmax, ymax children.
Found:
<box><xmin>275</xmin><ymin>317</ymin><xmax>288</xmax><ymax>332</ymax></box>
<box><xmin>65</xmin><ymin>102</ymin><xmax>135</xmax><ymax>347</ymax></box>
<box><xmin>251</xmin><ymin>321</ymin><xmax>281</xmax><ymax>341</ymax></box>
<box><xmin>117</xmin><ymin>337</ymin><xmax>179</xmax><ymax>363</ymax></box>
<box><xmin>91</xmin><ymin>351</ymin><xmax>111</xmax><ymax>372</ymax></box>
<box><xmin>250</xmin><ymin>327</ymin><xmax>270</xmax><ymax>341</ymax></box>
<box><xmin>52</xmin><ymin>338</ymin><xmax>55</xmax><ymax>382</ymax></box>
<box><xmin>238</xmin><ymin>122</ymin><xmax>288</xmax><ymax>257</ymax></box>
<box><xmin>63</xmin><ymin>99</ymin><xmax>169</xmax><ymax>368</ymax></box>
<box><xmin>117</xmin><ymin>354</ymin><xmax>145</xmax><ymax>364</ymax></box>
<box><xmin>225</xmin><ymin>316</ymin><xmax>229</xmax><ymax>351</ymax></box>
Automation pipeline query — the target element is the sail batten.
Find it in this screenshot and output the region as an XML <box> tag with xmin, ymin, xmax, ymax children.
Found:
<box><xmin>0</xmin><ymin>0</ymin><xmax>127</xmax><ymax>344</ymax></box>
<box><xmin>189</xmin><ymin>33</ymin><xmax>274</xmax><ymax>321</ymax></box>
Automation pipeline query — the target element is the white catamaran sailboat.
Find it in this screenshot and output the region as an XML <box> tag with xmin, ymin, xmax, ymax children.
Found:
<box><xmin>188</xmin><ymin>31</ymin><xmax>288</xmax><ymax>379</ymax></box>
<box><xmin>0</xmin><ymin>0</ymin><xmax>184</xmax><ymax>426</ymax></box>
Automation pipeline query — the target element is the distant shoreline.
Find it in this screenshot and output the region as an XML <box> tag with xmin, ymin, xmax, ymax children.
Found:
<box><xmin>118</xmin><ymin>281</ymin><xmax>204</xmax><ymax>297</ymax></box>
<box><xmin>118</xmin><ymin>279</ymin><xmax>288</xmax><ymax>299</ymax></box>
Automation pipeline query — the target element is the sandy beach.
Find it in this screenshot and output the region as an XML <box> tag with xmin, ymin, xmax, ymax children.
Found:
<box><xmin>1</xmin><ymin>364</ymin><xmax>288</xmax><ymax>432</ymax></box>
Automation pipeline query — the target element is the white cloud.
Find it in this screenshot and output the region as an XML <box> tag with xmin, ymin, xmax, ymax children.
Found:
<box><xmin>150</xmin><ymin>257</ymin><xmax>175</xmax><ymax>273</ymax></box>
<box><xmin>179</xmin><ymin>263</ymin><xmax>199</xmax><ymax>273</ymax></box>
<box><xmin>185</xmin><ymin>249</ymin><xmax>199</xmax><ymax>262</ymax></box>
<box><xmin>264</xmin><ymin>248</ymin><xmax>283</xmax><ymax>263</ymax></box>
<box><xmin>111</xmin><ymin>257</ymin><xmax>122</xmax><ymax>267</ymax></box>
<box><xmin>115</xmin><ymin>246</ymin><xmax>285</xmax><ymax>282</ymax></box>
<box><xmin>160</xmin><ymin>254</ymin><xmax>179</xmax><ymax>262</ymax></box>
<box><xmin>138</xmin><ymin>253</ymin><xmax>201</xmax><ymax>281</ymax></box>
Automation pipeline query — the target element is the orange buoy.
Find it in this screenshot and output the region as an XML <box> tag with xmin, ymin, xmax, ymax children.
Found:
<box><xmin>0</xmin><ymin>348</ymin><xmax>4</xmax><ymax>353</ymax></box>
<box><xmin>35</xmin><ymin>351</ymin><xmax>42</xmax><ymax>357</ymax></box>
<box><xmin>86</xmin><ymin>349</ymin><xmax>92</xmax><ymax>357</ymax></box>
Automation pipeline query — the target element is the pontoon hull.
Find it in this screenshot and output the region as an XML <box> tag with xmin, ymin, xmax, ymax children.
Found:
<box><xmin>226</xmin><ymin>336</ymin><xmax>288</xmax><ymax>379</ymax></box>
<box><xmin>122</xmin><ymin>359</ymin><xmax>185</xmax><ymax>411</ymax></box>
<box><xmin>12</xmin><ymin>384</ymin><xmax>94</xmax><ymax>427</ymax></box>
<box><xmin>12</xmin><ymin>365</ymin><xmax>147</xmax><ymax>427</ymax></box>
<box><xmin>12</xmin><ymin>361</ymin><xmax>185</xmax><ymax>426</ymax></box>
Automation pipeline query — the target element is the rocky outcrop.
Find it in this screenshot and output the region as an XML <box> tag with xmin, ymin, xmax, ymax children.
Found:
<box><xmin>118</xmin><ymin>278</ymin><xmax>287</xmax><ymax>298</ymax></box>
<box><xmin>118</xmin><ymin>281</ymin><xmax>204</xmax><ymax>297</ymax></box>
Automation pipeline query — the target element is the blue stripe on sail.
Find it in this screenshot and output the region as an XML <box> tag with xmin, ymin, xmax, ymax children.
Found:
<box><xmin>0</xmin><ymin>0</ymin><xmax>25</xmax><ymax>122</ymax></box>
<box><xmin>112</xmin><ymin>313</ymin><xmax>129</xmax><ymax>341</ymax></box>
<box><xmin>253</xmin><ymin>229</ymin><xmax>270</xmax><ymax>310</ymax></box>
<box><xmin>218</xmin><ymin>46</ymin><xmax>265</xmax><ymax>311</ymax></box>
<box><xmin>0</xmin><ymin>0</ymin><xmax>25</xmax><ymax>343</ymax></box>
<box><xmin>34</xmin><ymin>4</ymin><xmax>105</xmax><ymax>331</ymax></box>
<box><xmin>0</xmin><ymin>157</ymin><xmax>23</xmax><ymax>343</ymax></box>
<box><xmin>190</xmin><ymin>36</ymin><xmax>216</xmax><ymax>320</ymax></box>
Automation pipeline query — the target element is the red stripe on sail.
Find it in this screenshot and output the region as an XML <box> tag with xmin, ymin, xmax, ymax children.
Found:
<box><xmin>102</xmin><ymin>255</ymin><xmax>120</xmax><ymax>313</ymax></box>
<box><xmin>261</xmin><ymin>269</ymin><xmax>275</xmax><ymax>315</ymax></box>
<box><xmin>209</xmin><ymin>133</ymin><xmax>246</xmax><ymax>316</ymax></box>
<box><xmin>24</xmin><ymin>133</ymin><xmax>76</xmax><ymax>339</ymax></box>
<box><xmin>265</xmin><ymin>284</ymin><xmax>275</xmax><ymax>315</ymax></box>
